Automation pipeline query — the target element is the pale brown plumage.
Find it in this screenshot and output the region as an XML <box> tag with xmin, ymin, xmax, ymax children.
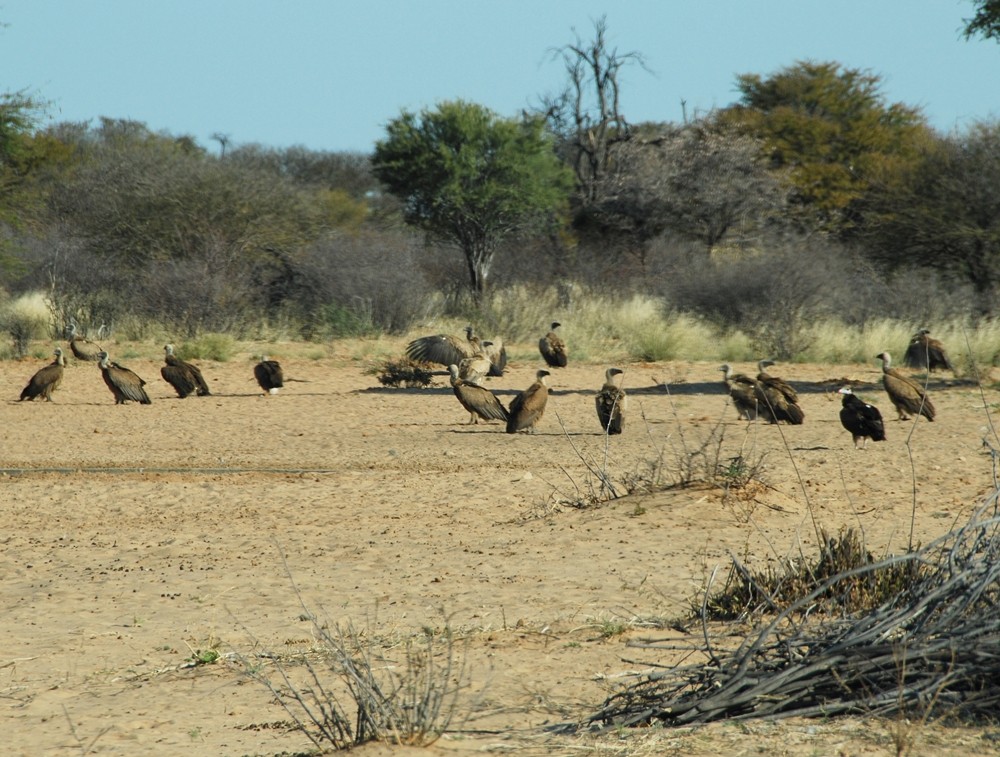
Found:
<box><xmin>539</xmin><ymin>321</ymin><xmax>568</xmax><ymax>368</ymax></box>
<box><xmin>903</xmin><ymin>329</ymin><xmax>954</xmax><ymax>373</ymax></box>
<box><xmin>754</xmin><ymin>360</ymin><xmax>804</xmax><ymax>424</ymax></box>
<box><xmin>406</xmin><ymin>326</ymin><xmax>506</xmax><ymax>377</ymax></box>
<box><xmin>457</xmin><ymin>340</ymin><xmax>494</xmax><ymax>383</ymax></box>
<box><xmin>254</xmin><ymin>356</ymin><xmax>284</xmax><ymax>395</ymax></box>
<box><xmin>19</xmin><ymin>348</ymin><xmax>66</xmax><ymax>402</ymax></box>
<box><xmin>719</xmin><ymin>364</ymin><xmax>759</xmax><ymax>420</ymax></box>
<box><xmin>506</xmin><ymin>369</ymin><xmax>550</xmax><ymax>434</ymax></box>
<box><xmin>67</xmin><ymin>321</ymin><xmax>102</xmax><ymax>362</ymax></box>
<box><xmin>876</xmin><ymin>351</ymin><xmax>935</xmax><ymax>421</ymax></box>
<box><xmin>161</xmin><ymin>344</ymin><xmax>211</xmax><ymax>398</ymax></box>
<box><xmin>448</xmin><ymin>364</ymin><xmax>508</xmax><ymax>424</ymax></box>
<box><xmin>595</xmin><ymin>367</ymin><xmax>626</xmax><ymax>434</ymax></box>
<box><xmin>97</xmin><ymin>351</ymin><xmax>151</xmax><ymax>404</ymax></box>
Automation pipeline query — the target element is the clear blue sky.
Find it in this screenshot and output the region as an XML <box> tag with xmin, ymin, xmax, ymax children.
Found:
<box><xmin>3</xmin><ymin>1</ymin><xmax>997</xmax><ymax>154</ymax></box>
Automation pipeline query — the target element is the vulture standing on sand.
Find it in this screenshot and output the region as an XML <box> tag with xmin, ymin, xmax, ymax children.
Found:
<box><xmin>719</xmin><ymin>364</ymin><xmax>759</xmax><ymax>420</ymax></box>
<box><xmin>447</xmin><ymin>364</ymin><xmax>509</xmax><ymax>425</ymax></box>
<box><xmin>406</xmin><ymin>326</ymin><xmax>506</xmax><ymax>377</ymax></box>
<box><xmin>161</xmin><ymin>344</ymin><xmax>211</xmax><ymax>398</ymax></box>
<box><xmin>539</xmin><ymin>322</ymin><xmax>568</xmax><ymax>368</ymax></box>
<box><xmin>66</xmin><ymin>321</ymin><xmax>103</xmax><ymax>362</ymax></box>
<box><xmin>903</xmin><ymin>329</ymin><xmax>954</xmax><ymax>373</ymax></box>
<box><xmin>254</xmin><ymin>356</ymin><xmax>284</xmax><ymax>395</ymax></box>
<box><xmin>19</xmin><ymin>348</ymin><xmax>66</xmax><ymax>402</ymax></box>
<box><xmin>457</xmin><ymin>340</ymin><xmax>495</xmax><ymax>383</ymax></box>
<box><xmin>876</xmin><ymin>351</ymin><xmax>935</xmax><ymax>421</ymax></box>
<box><xmin>97</xmin><ymin>351</ymin><xmax>151</xmax><ymax>404</ymax></box>
<box><xmin>506</xmin><ymin>369</ymin><xmax>551</xmax><ymax>434</ymax></box>
<box><xmin>754</xmin><ymin>360</ymin><xmax>804</xmax><ymax>424</ymax></box>
<box><xmin>838</xmin><ymin>387</ymin><xmax>886</xmax><ymax>449</ymax></box>
<box><xmin>595</xmin><ymin>367</ymin><xmax>626</xmax><ymax>434</ymax></box>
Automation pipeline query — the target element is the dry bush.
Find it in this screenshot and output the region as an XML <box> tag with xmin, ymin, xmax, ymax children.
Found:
<box><xmin>376</xmin><ymin>359</ymin><xmax>435</xmax><ymax>388</ymax></box>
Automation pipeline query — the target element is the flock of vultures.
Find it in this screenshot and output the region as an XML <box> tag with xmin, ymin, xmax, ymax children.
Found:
<box><xmin>16</xmin><ymin>323</ymin><xmax>951</xmax><ymax>448</ymax></box>
<box><xmin>401</xmin><ymin>323</ymin><xmax>950</xmax><ymax>446</ymax></box>
<box><xmin>16</xmin><ymin>326</ymin><xmax>286</xmax><ymax>404</ymax></box>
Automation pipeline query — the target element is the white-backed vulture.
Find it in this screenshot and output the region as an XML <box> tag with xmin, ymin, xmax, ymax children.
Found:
<box><xmin>406</xmin><ymin>326</ymin><xmax>506</xmax><ymax>377</ymax></box>
<box><xmin>838</xmin><ymin>387</ymin><xmax>886</xmax><ymax>449</ymax></box>
<box><xmin>19</xmin><ymin>348</ymin><xmax>66</xmax><ymax>402</ymax></box>
<box><xmin>457</xmin><ymin>340</ymin><xmax>494</xmax><ymax>383</ymax></box>
<box><xmin>876</xmin><ymin>351</ymin><xmax>935</xmax><ymax>421</ymax></box>
<box><xmin>595</xmin><ymin>367</ymin><xmax>626</xmax><ymax>434</ymax></box>
<box><xmin>506</xmin><ymin>369</ymin><xmax>550</xmax><ymax>434</ymax></box>
<box><xmin>903</xmin><ymin>329</ymin><xmax>954</xmax><ymax>373</ymax></box>
<box><xmin>447</xmin><ymin>364</ymin><xmax>508</xmax><ymax>424</ymax></box>
<box><xmin>754</xmin><ymin>360</ymin><xmax>804</xmax><ymax>424</ymax></box>
<box><xmin>97</xmin><ymin>351</ymin><xmax>151</xmax><ymax>404</ymax></box>
<box><xmin>719</xmin><ymin>364</ymin><xmax>758</xmax><ymax>420</ymax></box>
<box><xmin>161</xmin><ymin>344</ymin><xmax>211</xmax><ymax>398</ymax></box>
<box><xmin>254</xmin><ymin>355</ymin><xmax>284</xmax><ymax>395</ymax></box>
<box><xmin>67</xmin><ymin>321</ymin><xmax>103</xmax><ymax>362</ymax></box>
<box><xmin>539</xmin><ymin>322</ymin><xmax>568</xmax><ymax>368</ymax></box>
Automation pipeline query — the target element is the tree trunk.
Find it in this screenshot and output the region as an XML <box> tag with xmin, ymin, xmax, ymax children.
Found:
<box><xmin>463</xmin><ymin>240</ymin><xmax>493</xmax><ymax>301</ymax></box>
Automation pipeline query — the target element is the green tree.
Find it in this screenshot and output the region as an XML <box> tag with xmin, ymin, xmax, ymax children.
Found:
<box><xmin>372</xmin><ymin>100</ymin><xmax>572</xmax><ymax>298</ymax></box>
<box><xmin>716</xmin><ymin>61</ymin><xmax>932</xmax><ymax>235</ymax></box>
<box><xmin>963</xmin><ymin>0</ymin><xmax>1000</xmax><ymax>42</ymax></box>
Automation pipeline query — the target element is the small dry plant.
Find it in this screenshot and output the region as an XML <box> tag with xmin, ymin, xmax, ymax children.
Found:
<box><xmin>376</xmin><ymin>358</ymin><xmax>434</xmax><ymax>388</ymax></box>
<box><xmin>243</xmin><ymin>610</ymin><xmax>470</xmax><ymax>750</ymax></box>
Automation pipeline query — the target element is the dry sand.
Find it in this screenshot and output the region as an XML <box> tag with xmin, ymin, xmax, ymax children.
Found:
<box><xmin>2</xmin><ymin>345</ymin><xmax>999</xmax><ymax>755</ymax></box>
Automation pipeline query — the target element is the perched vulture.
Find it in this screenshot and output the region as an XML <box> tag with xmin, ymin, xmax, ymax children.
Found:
<box><xmin>595</xmin><ymin>367</ymin><xmax>626</xmax><ymax>434</ymax></box>
<box><xmin>876</xmin><ymin>351</ymin><xmax>935</xmax><ymax>421</ymax></box>
<box><xmin>754</xmin><ymin>360</ymin><xmax>804</xmax><ymax>425</ymax></box>
<box><xmin>406</xmin><ymin>326</ymin><xmax>505</xmax><ymax>377</ymax></box>
<box><xmin>97</xmin><ymin>351</ymin><xmax>151</xmax><ymax>404</ymax></box>
<box><xmin>506</xmin><ymin>369</ymin><xmax>551</xmax><ymax>434</ymax></box>
<box><xmin>66</xmin><ymin>321</ymin><xmax>103</xmax><ymax>362</ymax></box>
<box><xmin>838</xmin><ymin>387</ymin><xmax>886</xmax><ymax>449</ymax></box>
<box><xmin>903</xmin><ymin>329</ymin><xmax>954</xmax><ymax>373</ymax></box>
<box><xmin>447</xmin><ymin>364</ymin><xmax>508</xmax><ymax>425</ymax></box>
<box><xmin>161</xmin><ymin>344</ymin><xmax>211</xmax><ymax>398</ymax></box>
<box><xmin>254</xmin><ymin>355</ymin><xmax>284</xmax><ymax>395</ymax></box>
<box><xmin>539</xmin><ymin>322</ymin><xmax>568</xmax><ymax>368</ymax></box>
<box><xmin>719</xmin><ymin>364</ymin><xmax>758</xmax><ymax>420</ymax></box>
<box><xmin>19</xmin><ymin>348</ymin><xmax>66</xmax><ymax>402</ymax></box>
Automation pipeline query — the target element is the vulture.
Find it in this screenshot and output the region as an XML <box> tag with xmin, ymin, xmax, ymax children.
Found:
<box><xmin>719</xmin><ymin>364</ymin><xmax>758</xmax><ymax>420</ymax></box>
<box><xmin>254</xmin><ymin>355</ymin><xmax>284</xmax><ymax>395</ymax></box>
<box><xmin>838</xmin><ymin>387</ymin><xmax>886</xmax><ymax>449</ymax></box>
<box><xmin>539</xmin><ymin>322</ymin><xmax>568</xmax><ymax>368</ymax></box>
<box><xmin>754</xmin><ymin>360</ymin><xmax>804</xmax><ymax>425</ymax></box>
<box><xmin>19</xmin><ymin>348</ymin><xmax>66</xmax><ymax>402</ymax></box>
<box><xmin>876</xmin><ymin>351</ymin><xmax>935</xmax><ymax>422</ymax></box>
<box><xmin>903</xmin><ymin>329</ymin><xmax>954</xmax><ymax>373</ymax></box>
<box><xmin>447</xmin><ymin>364</ymin><xmax>508</xmax><ymax>425</ymax></box>
<box><xmin>66</xmin><ymin>321</ymin><xmax>103</xmax><ymax>362</ymax></box>
<box><xmin>506</xmin><ymin>369</ymin><xmax>551</xmax><ymax>434</ymax></box>
<box><xmin>97</xmin><ymin>351</ymin><xmax>151</xmax><ymax>404</ymax></box>
<box><xmin>595</xmin><ymin>367</ymin><xmax>626</xmax><ymax>434</ymax></box>
<box><xmin>456</xmin><ymin>340</ymin><xmax>495</xmax><ymax>384</ymax></box>
<box><xmin>161</xmin><ymin>344</ymin><xmax>211</xmax><ymax>398</ymax></box>
<box><xmin>406</xmin><ymin>326</ymin><xmax>506</xmax><ymax>377</ymax></box>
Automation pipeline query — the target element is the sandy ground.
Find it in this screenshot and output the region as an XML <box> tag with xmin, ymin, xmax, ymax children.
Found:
<box><xmin>2</xmin><ymin>343</ymin><xmax>1000</xmax><ymax>756</ymax></box>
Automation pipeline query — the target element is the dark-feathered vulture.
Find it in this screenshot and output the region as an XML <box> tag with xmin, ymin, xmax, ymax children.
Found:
<box><xmin>97</xmin><ymin>351</ymin><xmax>151</xmax><ymax>404</ymax></box>
<box><xmin>838</xmin><ymin>387</ymin><xmax>886</xmax><ymax>449</ymax></box>
<box><xmin>406</xmin><ymin>326</ymin><xmax>506</xmax><ymax>377</ymax></box>
<box><xmin>19</xmin><ymin>348</ymin><xmax>66</xmax><ymax>402</ymax></box>
<box><xmin>254</xmin><ymin>355</ymin><xmax>284</xmax><ymax>395</ymax></box>
<box><xmin>66</xmin><ymin>321</ymin><xmax>102</xmax><ymax>362</ymax></box>
<box><xmin>448</xmin><ymin>364</ymin><xmax>508</xmax><ymax>425</ymax></box>
<box><xmin>595</xmin><ymin>367</ymin><xmax>626</xmax><ymax>434</ymax></box>
<box><xmin>161</xmin><ymin>344</ymin><xmax>211</xmax><ymax>398</ymax></box>
<box><xmin>719</xmin><ymin>364</ymin><xmax>758</xmax><ymax>420</ymax></box>
<box><xmin>506</xmin><ymin>369</ymin><xmax>551</xmax><ymax>434</ymax></box>
<box><xmin>876</xmin><ymin>351</ymin><xmax>935</xmax><ymax>421</ymax></box>
<box><xmin>754</xmin><ymin>360</ymin><xmax>804</xmax><ymax>424</ymax></box>
<box><xmin>903</xmin><ymin>329</ymin><xmax>954</xmax><ymax>373</ymax></box>
<box><xmin>539</xmin><ymin>322</ymin><xmax>568</xmax><ymax>368</ymax></box>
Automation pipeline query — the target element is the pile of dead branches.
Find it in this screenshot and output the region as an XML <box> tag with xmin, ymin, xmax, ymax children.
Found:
<box><xmin>589</xmin><ymin>495</ymin><xmax>1000</xmax><ymax>729</ymax></box>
